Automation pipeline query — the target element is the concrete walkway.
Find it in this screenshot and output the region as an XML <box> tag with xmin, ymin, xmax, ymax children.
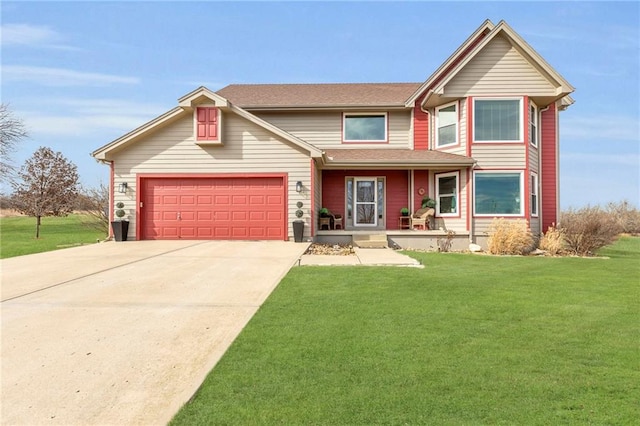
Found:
<box><xmin>1</xmin><ymin>240</ymin><xmax>308</xmax><ymax>426</ymax></box>
<box><xmin>298</xmin><ymin>247</ymin><xmax>422</xmax><ymax>267</ymax></box>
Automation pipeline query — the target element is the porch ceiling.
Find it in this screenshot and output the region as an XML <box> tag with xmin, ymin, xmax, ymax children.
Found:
<box><xmin>321</xmin><ymin>149</ymin><xmax>476</xmax><ymax>169</ymax></box>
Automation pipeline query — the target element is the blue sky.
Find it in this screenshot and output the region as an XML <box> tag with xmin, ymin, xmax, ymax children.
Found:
<box><xmin>2</xmin><ymin>1</ymin><xmax>639</xmax><ymax>208</ymax></box>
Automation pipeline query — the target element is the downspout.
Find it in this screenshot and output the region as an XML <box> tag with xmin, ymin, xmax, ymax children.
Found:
<box><xmin>539</xmin><ymin>105</ymin><xmax>550</xmax><ymax>231</ymax></box>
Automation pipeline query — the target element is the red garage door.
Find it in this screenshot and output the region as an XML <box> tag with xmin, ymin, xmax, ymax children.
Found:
<box><xmin>141</xmin><ymin>176</ymin><xmax>286</xmax><ymax>240</ymax></box>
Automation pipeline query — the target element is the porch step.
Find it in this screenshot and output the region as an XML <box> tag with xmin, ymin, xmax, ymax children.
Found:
<box><xmin>352</xmin><ymin>234</ymin><xmax>388</xmax><ymax>249</ymax></box>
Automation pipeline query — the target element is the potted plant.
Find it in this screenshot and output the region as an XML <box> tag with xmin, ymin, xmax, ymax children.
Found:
<box><xmin>319</xmin><ymin>207</ymin><xmax>330</xmax><ymax>217</ymax></box>
<box><xmin>421</xmin><ymin>196</ymin><xmax>437</xmax><ymax>209</ymax></box>
<box><xmin>111</xmin><ymin>202</ymin><xmax>129</xmax><ymax>242</ymax></box>
<box><xmin>400</xmin><ymin>207</ymin><xmax>409</xmax><ymax>216</ymax></box>
<box><xmin>293</xmin><ymin>201</ymin><xmax>305</xmax><ymax>242</ymax></box>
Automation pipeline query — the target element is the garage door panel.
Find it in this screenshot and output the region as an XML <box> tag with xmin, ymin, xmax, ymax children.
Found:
<box><xmin>142</xmin><ymin>176</ymin><xmax>285</xmax><ymax>240</ymax></box>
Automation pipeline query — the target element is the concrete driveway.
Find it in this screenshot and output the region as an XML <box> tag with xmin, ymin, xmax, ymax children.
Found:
<box><xmin>1</xmin><ymin>240</ymin><xmax>308</xmax><ymax>425</ymax></box>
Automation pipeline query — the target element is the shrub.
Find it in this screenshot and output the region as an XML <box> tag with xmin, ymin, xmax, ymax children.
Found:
<box><xmin>559</xmin><ymin>206</ymin><xmax>621</xmax><ymax>256</ymax></box>
<box><xmin>606</xmin><ymin>200</ymin><xmax>640</xmax><ymax>235</ymax></box>
<box><xmin>487</xmin><ymin>218</ymin><xmax>534</xmax><ymax>255</ymax></box>
<box><xmin>540</xmin><ymin>225</ymin><xmax>566</xmax><ymax>255</ymax></box>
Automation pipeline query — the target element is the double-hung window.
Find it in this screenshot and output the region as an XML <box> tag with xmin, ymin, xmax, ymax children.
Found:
<box><xmin>435</xmin><ymin>102</ymin><xmax>458</xmax><ymax>148</ymax></box>
<box><xmin>473</xmin><ymin>98</ymin><xmax>523</xmax><ymax>143</ymax></box>
<box><xmin>474</xmin><ymin>171</ymin><xmax>523</xmax><ymax>216</ymax></box>
<box><xmin>343</xmin><ymin>113</ymin><xmax>387</xmax><ymax>143</ymax></box>
<box><xmin>436</xmin><ymin>171</ymin><xmax>458</xmax><ymax>216</ymax></box>
<box><xmin>529</xmin><ymin>102</ymin><xmax>538</xmax><ymax>147</ymax></box>
<box><xmin>530</xmin><ymin>173</ymin><xmax>539</xmax><ymax>216</ymax></box>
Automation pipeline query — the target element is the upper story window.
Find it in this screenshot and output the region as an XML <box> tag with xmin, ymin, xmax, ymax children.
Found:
<box><xmin>529</xmin><ymin>102</ymin><xmax>538</xmax><ymax>147</ymax></box>
<box><xmin>436</xmin><ymin>171</ymin><xmax>458</xmax><ymax>216</ymax></box>
<box><xmin>474</xmin><ymin>171</ymin><xmax>523</xmax><ymax>216</ymax></box>
<box><xmin>343</xmin><ymin>113</ymin><xmax>387</xmax><ymax>143</ymax></box>
<box><xmin>473</xmin><ymin>98</ymin><xmax>523</xmax><ymax>143</ymax></box>
<box><xmin>196</xmin><ymin>107</ymin><xmax>219</xmax><ymax>141</ymax></box>
<box><xmin>435</xmin><ymin>102</ymin><xmax>458</xmax><ymax>148</ymax></box>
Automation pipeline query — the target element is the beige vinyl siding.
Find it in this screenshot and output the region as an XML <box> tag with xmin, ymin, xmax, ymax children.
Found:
<box><xmin>255</xmin><ymin>110</ymin><xmax>412</xmax><ymax>148</ymax></box>
<box><xmin>471</xmin><ymin>144</ymin><xmax>526</xmax><ymax>169</ymax></box>
<box><xmin>111</xmin><ymin>113</ymin><xmax>312</xmax><ymax>240</ymax></box>
<box><xmin>530</xmin><ymin>217</ymin><xmax>541</xmax><ymax>236</ymax></box>
<box><xmin>444</xmin><ymin>35</ymin><xmax>556</xmax><ymax>97</ymax></box>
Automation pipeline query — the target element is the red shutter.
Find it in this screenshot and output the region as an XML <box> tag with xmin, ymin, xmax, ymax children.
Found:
<box><xmin>196</xmin><ymin>107</ymin><xmax>218</xmax><ymax>141</ymax></box>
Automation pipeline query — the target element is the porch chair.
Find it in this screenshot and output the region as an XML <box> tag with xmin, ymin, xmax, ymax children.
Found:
<box><xmin>410</xmin><ymin>208</ymin><xmax>435</xmax><ymax>230</ymax></box>
<box><xmin>319</xmin><ymin>210</ymin><xmax>344</xmax><ymax>230</ymax></box>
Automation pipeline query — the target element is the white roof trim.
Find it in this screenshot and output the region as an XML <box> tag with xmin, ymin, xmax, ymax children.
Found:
<box><xmin>430</xmin><ymin>21</ymin><xmax>575</xmax><ymax>100</ymax></box>
<box><xmin>178</xmin><ymin>86</ymin><xmax>229</xmax><ymax>108</ymax></box>
<box><xmin>404</xmin><ymin>19</ymin><xmax>495</xmax><ymax>106</ymax></box>
<box><xmin>92</xmin><ymin>87</ymin><xmax>323</xmax><ymax>160</ymax></box>
<box><xmin>92</xmin><ymin>107</ymin><xmax>183</xmax><ymax>160</ymax></box>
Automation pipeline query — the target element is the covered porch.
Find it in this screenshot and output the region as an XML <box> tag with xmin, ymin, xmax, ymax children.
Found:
<box><xmin>314</xmin><ymin>148</ymin><xmax>476</xmax><ymax>241</ymax></box>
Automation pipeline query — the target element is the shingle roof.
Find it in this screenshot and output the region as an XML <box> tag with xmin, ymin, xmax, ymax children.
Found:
<box><xmin>216</xmin><ymin>83</ymin><xmax>422</xmax><ymax>108</ymax></box>
<box><xmin>324</xmin><ymin>149</ymin><xmax>475</xmax><ymax>166</ymax></box>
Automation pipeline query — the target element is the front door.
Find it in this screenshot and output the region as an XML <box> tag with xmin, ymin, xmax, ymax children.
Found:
<box><xmin>354</xmin><ymin>178</ymin><xmax>377</xmax><ymax>226</ymax></box>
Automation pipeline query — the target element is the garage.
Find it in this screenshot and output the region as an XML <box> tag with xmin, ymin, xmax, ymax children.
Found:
<box><xmin>140</xmin><ymin>176</ymin><xmax>286</xmax><ymax>240</ymax></box>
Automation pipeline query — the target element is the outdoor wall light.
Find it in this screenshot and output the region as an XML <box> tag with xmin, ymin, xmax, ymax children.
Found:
<box><xmin>118</xmin><ymin>182</ymin><xmax>128</xmax><ymax>193</ymax></box>
<box><xmin>296</xmin><ymin>181</ymin><xmax>303</xmax><ymax>193</ymax></box>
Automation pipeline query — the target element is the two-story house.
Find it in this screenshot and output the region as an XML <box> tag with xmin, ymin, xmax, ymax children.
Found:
<box><xmin>92</xmin><ymin>19</ymin><xmax>574</xmax><ymax>249</ymax></box>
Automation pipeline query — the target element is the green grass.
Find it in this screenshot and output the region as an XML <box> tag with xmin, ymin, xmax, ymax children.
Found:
<box><xmin>172</xmin><ymin>237</ymin><xmax>640</xmax><ymax>425</ymax></box>
<box><xmin>0</xmin><ymin>214</ymin><xmax>107</xmax><ymax>259</ymax></box>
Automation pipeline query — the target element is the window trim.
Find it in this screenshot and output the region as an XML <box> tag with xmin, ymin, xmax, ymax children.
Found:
<box><xmin>530</xmin><ymin>172</ymin><xmax>539</xmax><ymax>217</ymax></box>
<box><xmin>435</xmin><ymin>171</ymin><xmax>459</xmax><ymax>217</ymax></box>
<box><xmin>473</xmin><ymin>170</ymin><xmax>524</xmax><ymax>217</ymax></box>
<box><xmin>472</xmin><ymin>97</ymin><xmax>524</xmax><ymax>144</ymax></box>
<box><xmin>529</xmin><ymin>101</ymin><xmax>538</xmax><ymax>147</ymax></box>
<box><xmin>342</xmin><ymin>112</ymin><xmax>388</xmax><ymax>143</ymax></box>
<box><xmin>435</xmin><ymin>101</ymin><xmax>459</xmax><ymax>148</ymax></box>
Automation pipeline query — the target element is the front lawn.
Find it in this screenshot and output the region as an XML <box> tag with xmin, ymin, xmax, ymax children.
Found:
<box><xmin>0</xmin><ymin>214</ymin><xmax>107</xmax><ymax>259</ymax></box>
<box><xmin>172</xmin><ymin>237</ymin><xmax>639</xmax><ymax>425</ymax></box>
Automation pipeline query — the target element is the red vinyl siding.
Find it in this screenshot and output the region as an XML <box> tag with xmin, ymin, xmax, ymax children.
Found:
<box><xmin>414</xmin><ymin>96</ymin><xmax>429</xmax><ymax>150</ymax></box>
<box><xmin>321</xmin><ymin>170</ymin><xmax>409</xmax><ymax>230</ymax></box>
<box><xmin>413</xmin><ymin>170</ymin><xmax>429</xmax><ymax>212</ymax></box>
<box><xmin>540</xmin><ymin>103</ymin><xmax>558</xmax><ymax>232</ymax></box>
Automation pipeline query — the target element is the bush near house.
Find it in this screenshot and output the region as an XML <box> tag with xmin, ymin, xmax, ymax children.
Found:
<box><xmin>487</xmin><ymin>218</ymin><xmax>535</xmax><ymax>255</ymax></box>
<box><xmin>558</xmin><ymin>206</ymin><xmax>622</xmax><ymax>256</ymax></box>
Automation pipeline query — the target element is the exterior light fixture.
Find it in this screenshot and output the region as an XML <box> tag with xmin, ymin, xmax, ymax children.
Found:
<box><xmin>118</xmin><ymin>182</ymin><xmax>128</xmax><ymax>193</ymax></box>
<box><xmin>296</xmin><ymin>181</ymin><xmax>303</xmax><ymax>193</ymax></box>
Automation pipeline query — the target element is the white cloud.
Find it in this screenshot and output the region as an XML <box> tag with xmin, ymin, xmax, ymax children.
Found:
<box><xmin>1</xmin><ymin>23</ymin><xmax>78</xmax><ymax>50</ymax></box>
<box><xmin>562</xmin><ymin>115</ymin><xmax>640</xmax><ymax>142</ymax></box>
<box><xmin>2</xmin><ymin>65</ymin><xmax>139</xmax><ymax>86</ymax></box>
<box><xmin>17</xmin><ymin>99</ymin><xmax>167</xmax><ymax>138</ymax></box>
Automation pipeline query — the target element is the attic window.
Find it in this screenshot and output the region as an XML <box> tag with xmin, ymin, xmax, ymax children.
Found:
<box><xmin>196</xmin><ymin>107</ymin><xmax>219</xmax><ymax>141</ymax></box>
<box><xmin>343</xmin><ymin>113</ymin><xmax>387</xmax><ymax>143</ymax></box>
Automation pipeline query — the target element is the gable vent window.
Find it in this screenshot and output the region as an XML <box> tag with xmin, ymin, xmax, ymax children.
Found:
<box><xmin>196</xmin><ymin>107</ymin><xmax>219</xmax><ymax>141</ymax></box>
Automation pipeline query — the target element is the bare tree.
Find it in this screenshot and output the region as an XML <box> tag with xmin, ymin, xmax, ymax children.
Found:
<box><xmin>77</xmin><ymin>182</ymin><xmax>110</xmax><ymax>235</ymax></box>
<box><xmin>0</xmin><ymin>103</ymin><xmax>28</xmax><ymax>182</ymax></box>
<box><xmin>12</xmin><ymin>147</ymin><xmax>79</xmax><ymax>238</ymax></box>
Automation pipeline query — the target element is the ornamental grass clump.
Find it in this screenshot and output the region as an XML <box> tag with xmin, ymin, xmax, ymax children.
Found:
<box><xmin>487</xmin><ymin>218</ymin><xmax>534</xmax><ymax>255</ymax></box>
<box><xmin>539</xmin><ymin>225</ymin><xmax>566</xmax><ymax>255</ymax></box>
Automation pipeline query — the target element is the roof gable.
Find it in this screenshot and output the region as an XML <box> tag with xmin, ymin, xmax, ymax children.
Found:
<box><xmin>408</xmin><ymin>20</ymin><xmax>574</xmax><ymax>108</ymax></box>
<box><xmin>92</xmin><ymin>87</ymin><xmax>322</xmax><ymax>160</ymax></box>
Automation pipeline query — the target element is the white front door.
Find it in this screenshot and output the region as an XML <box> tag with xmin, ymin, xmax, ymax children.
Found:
<box><xmin>354</xmin><ymin>178</ymin><xmax>377</xmax><ymax>226</ymax></box>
